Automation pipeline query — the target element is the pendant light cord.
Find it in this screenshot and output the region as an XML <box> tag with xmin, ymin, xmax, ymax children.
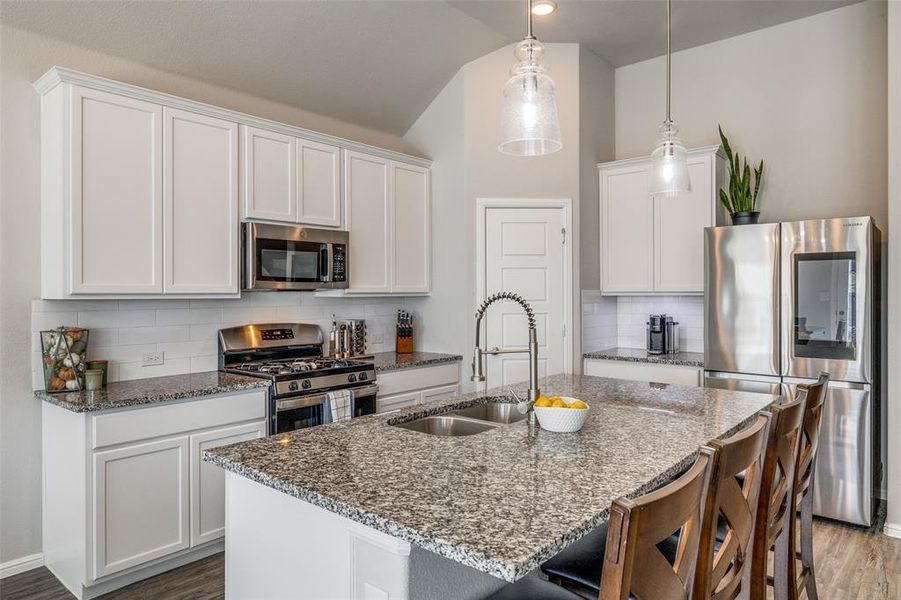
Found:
<box><xmin>527</xmin><ymin>0</ymin><xmax>534</xmax><ymax>39</ymax></box>
<box><xmin>665</xmin><ymin>0</ymin><xmax>672</xmax><ymax>124</ymax></box>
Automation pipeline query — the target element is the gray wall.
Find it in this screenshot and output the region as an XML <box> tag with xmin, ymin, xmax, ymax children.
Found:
<box><xmin>614</xmin><ymin>1</ymin><xmax>888</xmax><ymax>233</ymax></box>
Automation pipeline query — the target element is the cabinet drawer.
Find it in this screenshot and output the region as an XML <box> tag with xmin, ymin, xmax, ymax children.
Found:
<box><xmin>92</xmin><ymin>389</ymin><xmax>267</xmax><ymax>449</ymax></box>
<box><xmin>376</xmin><ymin>391</ymin><xmax>420</xmax><ymax>414</ymax></box>
<box><xmin>375</xmin><ymin>363</ymin><xmax>459</xmax><ymax>397</ymax></box>
<box><xmin>583</xmin><ymin>359</ymin><xmax>701</xmax><ymax>387</ymax></box>
<box><xmin>420</xmin><ymin>384</ymin><xmax>459</xmax><ymax>404</ymax></box>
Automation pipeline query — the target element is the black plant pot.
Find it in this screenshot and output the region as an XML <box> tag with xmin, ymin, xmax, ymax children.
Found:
<box><xmin>730</xmin><ymin>211</ymin><xmax>760</xmax><ymax>225</ymax></box>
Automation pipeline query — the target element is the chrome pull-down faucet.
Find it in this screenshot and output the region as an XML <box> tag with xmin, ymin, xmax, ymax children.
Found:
<box><xmin>471</xmin><ymin>292</ymin><xmax>540</xmax><ymax>406</ymax></box>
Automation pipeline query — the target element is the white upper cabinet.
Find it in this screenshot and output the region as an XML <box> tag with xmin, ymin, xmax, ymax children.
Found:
<box><xmin>343</xmin><ymin>152</ymin><xmax>431</xmax><ymax>295</ymax></box>
<box><xmin>391</xmin><ymin>162</ymin><xmax>431</xmax><ymax>293</ymax></box>
<box><xmin>345</xmin><ymin>150</ymin><xmax>392</xmax><ymax>292</ymax></box>
<box><xmin>242</xmin><ymin>126</ymin><xmax>297</xmax><ymax>223</ymax></box>
<box><xmin>164</xmin><ymin>108</ymin><xmax>238</xmax><ymax>294</ymax></box>
<box><xmin>70</xmin><ymin>86</ymin><xmax>164</xmax><ymax>294</ymax></box>
<box><xmin>241</xmin><ymin>129</ymin><xmax>341</xmax><ymax>227</ymax></box>
<box><xmin>601</xmin><ymin>163</ymin><xmax>654</xmax><ymax>293</ymax></box>
<box><xmin>599</xmin><ymin>146</ymin><xmax>723</xmax><ymax>295</ymax></box>
<box><xmin>297</xmin><ymin>139</ymin><xmax>341</xmax><ymax>227</ymax></box>
<box><xmin>35</xmin><ymin>68</ymin><xmax>429</xmax><ymax>298</ymax></box>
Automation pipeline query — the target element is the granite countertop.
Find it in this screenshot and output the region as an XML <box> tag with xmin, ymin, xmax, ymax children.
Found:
<box><xmin>204</xmin><ymin>374</ymin><xmax>774</xmax><ymax>581</ymax></box>
<box><xmin>369</xmin><ymin>351</ymin><xmax>463</xmax><ymax>372</ymax></box>
<box><xmin>583</xmin><ymin>347</ymin><xmax>705</xmax><ymax>367</ymax></box>
<box><xmin>35</xmin><ymin>371</ymin><xmax>270</xmax><ymax>413</ymax></box>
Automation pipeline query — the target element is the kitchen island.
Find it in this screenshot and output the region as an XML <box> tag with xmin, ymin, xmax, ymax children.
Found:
<box><xmin>205</xmin><ymin>374</ymin><xmax>775</xmax><ymax>599</ymax></box>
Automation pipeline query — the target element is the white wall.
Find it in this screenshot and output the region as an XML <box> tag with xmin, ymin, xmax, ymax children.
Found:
<box><xmin>884</xmin><ymin>0</ymin><xmax>901</xmax><ymax>536</ymax></box>
<box><xmin>0</xmin><ymin>24</ymin><xmax>412</xmax><ymax>566</ymax></box>
<box><xmin>404</xmin><ymin>43</ymin><xmax>615</xmax><ymax>389</ymax></box>
<box><xmin>615</xmin><ymin>1</ymin><xmax>888</xmax><ymax>231</ymax></box>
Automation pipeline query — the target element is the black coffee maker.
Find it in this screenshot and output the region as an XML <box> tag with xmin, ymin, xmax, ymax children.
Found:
<box><xmin>647</xmin><ymin>314</ymin><xmax>667</xmax><ymax>355</ymax></box>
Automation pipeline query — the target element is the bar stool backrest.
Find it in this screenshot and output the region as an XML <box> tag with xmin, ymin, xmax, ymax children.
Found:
<box><xmin>599</xmin><ymin>449</ymin><xmax>714</xmax><ymax>600</ymax></box>
<box><xmin>794</xmin><ymin>373</ymin><xmax>829</xmax><ymax>501</ymax></box>
<box><xmin>693</xmin><ymin>413</ymin><xmax>771</xmax><ymax>600</ymax></box>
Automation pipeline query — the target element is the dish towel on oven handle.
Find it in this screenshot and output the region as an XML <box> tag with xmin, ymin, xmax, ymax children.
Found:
<box><xmin>323</xmin><ymin>388</ymin><xmax>354</xmax><ymax>424</ymax></box>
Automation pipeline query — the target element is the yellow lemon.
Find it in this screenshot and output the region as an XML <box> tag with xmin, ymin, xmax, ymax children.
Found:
<box><xmin>551</xmin><ymin>398</ymin><xmax>568</xmax><ymax>408</ymax></box>
<box><xmin>569</xmin><ymin>400</ymin><xmax>588</xmax><ymax>410</ymax></box>
<box><xmin>534</xmin><ymin>396</ymin><xmax>552</xmax><ymax>408</ymax></box>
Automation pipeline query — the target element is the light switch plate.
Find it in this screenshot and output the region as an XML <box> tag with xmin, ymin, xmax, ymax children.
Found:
<box><xmin>142</xmin><ymin>351</ymin><xmax>164</xmax><ymax>367</ymax></box>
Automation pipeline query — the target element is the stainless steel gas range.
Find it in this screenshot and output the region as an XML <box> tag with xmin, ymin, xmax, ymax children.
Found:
<box><xmin>218</xmin><ymin>323</ymin><xmax>377</xmax><ymax>434</ymax></box>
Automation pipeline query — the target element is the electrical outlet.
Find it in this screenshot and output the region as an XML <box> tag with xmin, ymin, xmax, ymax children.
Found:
<box><xmin>142</xmin><ymin>351</ymin><xmax>164</xmax><ymax>367</ymax></box>
<box><xmin>372</xmin><ymin>334</ymin><xmax>385</xmax><ymax>345</ymax></box>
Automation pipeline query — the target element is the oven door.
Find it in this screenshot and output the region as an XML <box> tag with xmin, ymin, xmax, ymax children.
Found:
<box><xmin>273</xmin><ymin>384</ymin><xmax>378</xmax><ymax>434</ymax></box>
<box><xmin>244</xmin><ymin>223</ymin><xmax>348</xmax><ymax>291</ymax></box>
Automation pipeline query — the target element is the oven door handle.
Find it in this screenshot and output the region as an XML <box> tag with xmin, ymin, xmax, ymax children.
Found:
<box><xmin>275</xmin><ymin>384</ymin><xmax>378</xmax><ymax>413</ymax></box>
<box><xmin>276</xmin><ymin>393</ymin><xmax>327</xmax><ymax>413</ymax></box>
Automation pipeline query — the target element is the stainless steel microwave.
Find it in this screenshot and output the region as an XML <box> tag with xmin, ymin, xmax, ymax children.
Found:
<box><xmin>242</xmin><ymin>223</ymin><xmax>348</xmax><ymax>291</ymax></box>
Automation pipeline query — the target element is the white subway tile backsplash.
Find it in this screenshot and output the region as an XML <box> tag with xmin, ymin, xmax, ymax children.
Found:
<box><xmin>78</xmin><ymin>310</ymin><xmax>156</xmax><ymax>329</ymax></box>
<box><xmin>156</xmin><ymin>308</ymin><xmax>222</xmax><ymax>326</ymax></box>
<box><xmin>31</xmin><ymin>293</ymin><xmax>408</xmax><ymax>389</ymax></box>
<box><xmin>615</xmin><ymin>295</ymin><xmax>704</xmax><ymax>353</ymax></box>
<box><xmin>118</xmin><ymin>325</ymin><xmax>190</xmax><ymax>345</ymax></box>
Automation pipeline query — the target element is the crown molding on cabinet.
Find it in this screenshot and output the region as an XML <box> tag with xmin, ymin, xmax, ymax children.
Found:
<box><xmin>33</xmin><ymin>67</ymin><xmax>432</xmax><ymax>169</ymax></box>
<box><xmin>596</xmin><ymin>144</ymin><xmax>724</xmax><ymax>170</ymax></box>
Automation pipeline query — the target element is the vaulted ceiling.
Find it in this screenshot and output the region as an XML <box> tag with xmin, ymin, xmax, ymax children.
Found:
<box><xmin>2</xmin><ymin>0</ymin><xmax>859</xmax><ymax>136</ymax></box>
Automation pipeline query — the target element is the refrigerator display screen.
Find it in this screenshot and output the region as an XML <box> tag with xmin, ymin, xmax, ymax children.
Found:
<box><xmin>793</xmin><ymin>251</ymin><xmax>856</xmax><ymax>360</ymax></box>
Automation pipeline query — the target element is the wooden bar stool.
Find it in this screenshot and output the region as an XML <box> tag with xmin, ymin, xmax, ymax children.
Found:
<box><xmin>748</xmin><ymin>389</ymin><xmax>807</xmax><ymax>600</ymax></box>
<box><xmin>785</xmin><ymin>373</ymin><xmax>829</xmax><ymax>600</ymax></box>
<box><xmin>497</xmin><ymin>449</ymin><xmax>713</xmax><ymax>600</ymax></box>
<box><xmin>694</xmin><ymin>412</ymin><xmax>771</xmax><ymax>600</ymax></box>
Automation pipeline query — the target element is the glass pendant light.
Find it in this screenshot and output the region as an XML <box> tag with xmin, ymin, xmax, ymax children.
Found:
<box><xmin>649</xmin><ymin>0</ymin><xmax>690</xmax><ymax>196</ymax></box>
<box><xmin>498</xmin><ymin>0</ymin><xmax>562</xmax><ymax>156</ymax></box>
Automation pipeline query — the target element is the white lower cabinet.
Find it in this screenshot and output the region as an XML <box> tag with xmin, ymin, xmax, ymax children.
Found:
<box><xmin>43</xmin><ymin>388</ymin><xmax>266</xmax><ymax>599</ymax></box>
<box><xmin>583</xmin><ymin>358</ymin><xmax>702</xmax><ymax>387</ymax></box>
<box><xmin>190</xmin><ymin>421</ymin><xmax>267</xmax><ymax>547</ymax></box>
<box><xmin>375</xmin><ymin>363</ymin><xmax>461</xmax><ymax>413</ymax></box>
<box><xmin>93</xmin><ymin>436</ymin><xmax>191</xmax><ymax>579</ymax></box>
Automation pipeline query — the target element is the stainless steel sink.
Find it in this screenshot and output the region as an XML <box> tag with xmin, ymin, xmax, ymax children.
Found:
<box><xmin>392</xmin><ymin>415</ymin><xmax>499</xmax><ymax>436</ymax></box>
<box><xmin>449</xmin><ymin>403</ymin><xmax>528</xmax><ymax>425</ymax></box>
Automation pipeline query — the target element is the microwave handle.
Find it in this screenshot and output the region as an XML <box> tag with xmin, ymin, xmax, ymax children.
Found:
<box><xmin>321</xmin><ymin>244</ymin><xmax>333</xmax><ymax>283</ymax></box>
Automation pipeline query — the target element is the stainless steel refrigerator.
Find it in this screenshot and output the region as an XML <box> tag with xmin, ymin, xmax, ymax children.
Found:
<box><xmin>704</xmin><ymin>216</ymin><xmax>881</xmax><ymax>526</ymax></box>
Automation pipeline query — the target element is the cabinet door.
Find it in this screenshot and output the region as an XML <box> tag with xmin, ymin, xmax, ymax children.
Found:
<box><xmin>163</xmin><ymin>108</ymin><xmax>238</xmax><ymax>294</ymax></box>
<box><xmin>190</xmin><ymin>420</ymin><xmax>266</xmax><ymax>547</ymax></box>
<box><xmin>601</xmin><ymin>164</ymin><xmax>654</xmax><ymax>293</ymax></box>
<box><xmin>654</xmin><ymin>159</ymin><xmax>712</xmax><ymax>293</ymax></box>
<box><xmin>297</xmin><ymin>139</ymin><xmax>341</xmax><ymax>227</ymax></box>
<box><xmin>93</xmin><ymin>436</ymin><xmax>189</xmax><ymax>579</ymax></box>
<box><xmin>376</xmin><ymin>391</ymin><xmax>419</xmax><ymax>413</ymax></box>
<box><xmin>70</xmin><ymin>86</ymin><xmax>163</xmax><ymax>294</ymax></box>
<box><xmin>345</xmin><ymin>151</ymin><xmax>391</xmax><ymax>292</ymax></box>
<box><xmin>242</xmin><ymin>126</ymin><xmax>296</xmax><ymax>222</ymax></box>
<box><xmin>391</xmin><ymin>162</ymin><xmax>430</xmax><ymax>293</ymax></box>
<box><xmin>583</xmin><ymin>359</ymin><xmax>701</xmax><ymax>386</ymax></box>
<box><xmin>420</xmin><ymin>384</ymin><xmax>459</xmax><ymax>404</ymax></box>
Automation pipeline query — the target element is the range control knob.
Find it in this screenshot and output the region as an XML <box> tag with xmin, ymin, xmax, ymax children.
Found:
<box><xmin>359</xmin><ymin>372</ymin><xmax>367</xmax><ymax>381</ymax></box>
<box><xmin>348</xmin><ymin>374</ymin><xmax>357</xmax><ymax>383</ymax></box>
<box><xmin>302</xmin><ymin>380</ymin><xmax>312</xmax><ymax>390</ymax></box>
<box><xmin>288</xmin><ymin>381</ymin><xmax>299</xmax><ymax>392</ymax></box>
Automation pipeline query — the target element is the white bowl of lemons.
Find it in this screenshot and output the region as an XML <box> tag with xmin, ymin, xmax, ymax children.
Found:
<box><xmin>533</xmin><ymin>396</ymin><xmax>590</xmax><ymax>432</ymax></box>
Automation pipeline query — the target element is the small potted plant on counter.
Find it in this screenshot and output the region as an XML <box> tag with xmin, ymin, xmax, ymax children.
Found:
<box><xmin>718</xmin><ymin>125</ymin><xmax>764</xmax><ymax>225</ymax></box>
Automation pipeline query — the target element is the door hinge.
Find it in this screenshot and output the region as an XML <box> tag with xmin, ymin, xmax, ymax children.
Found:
<box><xmin>561</xmin><ymin>227</ymin><xmax>566</xmax><ymax>245</ymax></box>
<box><xmin>562</xmin><ymin>323</ymin><xmax>567</xmax><ymax>338</ymax></box>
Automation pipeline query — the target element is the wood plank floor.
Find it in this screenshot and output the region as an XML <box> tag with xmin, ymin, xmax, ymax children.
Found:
<box><xmin>3</xmin><ymin>509</ymin><xmax>900</xmax><ymax>599</ymax></box>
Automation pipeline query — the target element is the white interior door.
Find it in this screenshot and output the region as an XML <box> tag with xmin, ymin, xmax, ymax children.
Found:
<box><xmin>483</xmin><ymin>206</ymin><xmax>567</xmax><ymax>389</ymax></box>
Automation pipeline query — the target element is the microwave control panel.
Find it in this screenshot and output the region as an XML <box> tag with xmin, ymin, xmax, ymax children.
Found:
<box><xmin>333</xmin><ymin>245</ymin><xmax>347</xmax><ymax>282</ymax></box>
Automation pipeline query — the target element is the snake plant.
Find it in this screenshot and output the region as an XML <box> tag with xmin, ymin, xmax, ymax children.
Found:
<box><xmin>718</xmin><ymin>125</ymin><xmax>764</xmax><ymax>214</ymax></box>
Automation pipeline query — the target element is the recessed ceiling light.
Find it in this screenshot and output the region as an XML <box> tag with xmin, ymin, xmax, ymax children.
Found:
<box><xmin>531</xmin><ymin>1</ymin><xmax>557</xmax><ymax>16</ymax></box>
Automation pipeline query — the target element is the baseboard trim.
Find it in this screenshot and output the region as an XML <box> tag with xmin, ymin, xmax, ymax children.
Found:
<box><xmin>0</xmin><ymin>553</ymin><xmax>45</xmax><ymax>579</ymax></box>
<box><xmin>883</xmin><ymin>521</ymin><xmax>901</xmax><ymax>538</ymax></box>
